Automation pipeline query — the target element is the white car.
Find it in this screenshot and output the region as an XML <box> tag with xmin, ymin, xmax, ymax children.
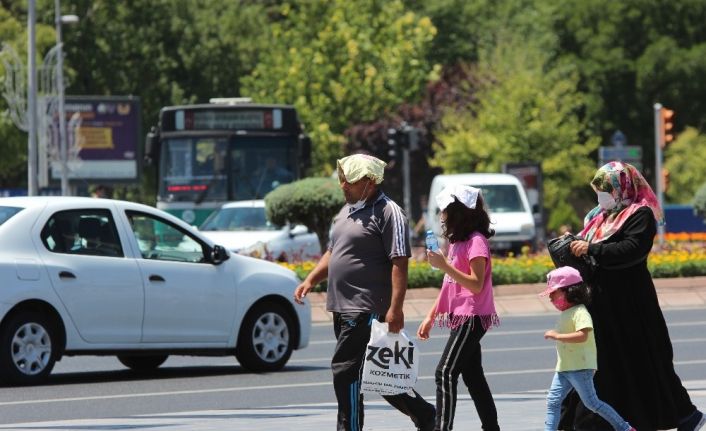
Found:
<box><xmin>0</xmin><ymin>197</ymin><xmax>310</xmax><ymax>385</ymax></box>
<box><xmin>198</xmin><ymin>200</ymin><xmax>321</xmax><ymax>262</ymax></box>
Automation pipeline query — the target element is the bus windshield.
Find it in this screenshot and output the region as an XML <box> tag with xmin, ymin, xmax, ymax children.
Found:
<box><xmin>159</xmin><ymin>136</ymin><xmax>296</xmax><ymax>203</ymax></box>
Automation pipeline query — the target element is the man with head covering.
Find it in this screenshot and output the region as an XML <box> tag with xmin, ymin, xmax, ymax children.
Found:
<box><xmin>294</xmin><ymin>153</ymin><xmax>436</xmax><ymax>431</ymax></box>
<box><xmin>561</xmin><ymin>162</ymin><xmax>704</xmax><ymax>431</ymax></box>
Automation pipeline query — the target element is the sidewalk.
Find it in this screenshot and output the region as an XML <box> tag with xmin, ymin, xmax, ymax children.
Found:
<box><xmin>308</xmin><ymin>276</ymin><xmax>706</xmax><ymax>323</ymax></box>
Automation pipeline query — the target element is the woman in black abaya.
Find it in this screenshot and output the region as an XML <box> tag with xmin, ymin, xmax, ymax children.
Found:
<box><xmin>561</xmin><ymin>161</ymin><xmax>704</xmax><ymax>431</ymax></box>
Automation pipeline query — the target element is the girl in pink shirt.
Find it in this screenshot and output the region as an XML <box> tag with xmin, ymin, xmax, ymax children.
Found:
<box><xmin>417</xmin><ymin>185</ymin><xmax>500</xmax><ymax>431</ymax></box>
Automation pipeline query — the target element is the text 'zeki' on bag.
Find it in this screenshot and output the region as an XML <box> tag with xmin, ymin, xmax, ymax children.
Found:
<box><xmin>361</xmin><ymin>319</ymin><xmax>419</xmax><ymax>396</ymax></box>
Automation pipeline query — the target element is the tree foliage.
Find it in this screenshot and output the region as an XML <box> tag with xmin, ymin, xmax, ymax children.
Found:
<box><xmin>264</xmin><ymin>177</ymin><xmax>344</xmax><ymax>253</ymax></box>
<box><xmin>549</xmin><ymin>0</ymin><xmax>706</xmax><ymax>176</ymax></box>
<box><xmin>431</xmin><ymin>41</ymin><xmax>599</xmax><ymax>231</ymax></box>
<box><xmin>241</xmin><ymin>0</ymin><xmax>438</xmax><ymax>174</ymax></box>
<box><xmin>343</xmin><ymin>65</ymin><xmax>477</xmax><ymax>220</ymax></box>
<box><xmin>663</xmin><ymin>128</ymin><xmax>706</xmax><ymax>204</ymax></box>
<box><xmin>406</xmin><ymin>0</ymin><xmax>555</xmax><ymax>67</ymax></box>
<box><xmin>0</xmin><ymin>0</ymin><xmax>269</xmax><ymax>195</ymax></box>
<box><xmin>1</xmin><ymin>0</ymin><xmax>706</xmax><ymax>229</ymax></box>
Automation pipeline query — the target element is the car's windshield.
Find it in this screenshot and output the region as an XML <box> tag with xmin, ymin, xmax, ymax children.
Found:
<box><xmin>200</xmin><ymin>206</ymin><xmax>280</xmax><ymax>231</ymax></box>
<box><xmin>0</xmin><ymin>206</ymin><xmax>23</xmax><ymax>226</ymax></box>
<box><xmin>478</xmin><ymin>185</ymin><xmax>526</xmax><ymax>213</ymax></box>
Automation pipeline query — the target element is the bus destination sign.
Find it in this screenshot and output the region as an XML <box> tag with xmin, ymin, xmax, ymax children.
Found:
<box><xmin>175</xmin><ymin>109</ymin><xmax>283</xmax><ymax>131</ymax></box>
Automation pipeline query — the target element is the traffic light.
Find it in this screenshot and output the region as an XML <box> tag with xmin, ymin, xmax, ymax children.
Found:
<box><xmin>387</xmin><ymin>127</ymin><xmax>399</xmax><ymax>162</ymax></box>
<box><xmin>660</xmin><ymin>108</ymin><xmax>675</xmax><ymax>147</ymax></box>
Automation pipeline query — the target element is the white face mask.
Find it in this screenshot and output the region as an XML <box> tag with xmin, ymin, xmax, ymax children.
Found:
<box><xmin>349</xmin><ymin>180</ymin><xmax>370</xmax><ymax>212</ymax></box>
<box><xmin>597</xmin><ymin>191</ymin><xmax>617</xmax><ymax>211</ymax></box>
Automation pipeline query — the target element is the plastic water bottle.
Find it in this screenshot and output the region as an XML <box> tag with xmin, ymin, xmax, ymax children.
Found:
<box><xmin>425</xmin><ymin>230</ymin><xmax>440</xmax><ymax>270</ymax></box>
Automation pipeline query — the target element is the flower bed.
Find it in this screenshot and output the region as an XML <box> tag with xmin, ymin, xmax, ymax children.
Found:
<box><xmin>280</xmin><ymin>239</ymin><xmax>706</xmax><ymax>290</ymax></box>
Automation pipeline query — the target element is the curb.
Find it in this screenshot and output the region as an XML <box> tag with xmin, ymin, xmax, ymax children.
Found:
<box><xmin>306</xmin><ymin>276</ymin><xmax>706</xmax><ymax>323</ymax></box>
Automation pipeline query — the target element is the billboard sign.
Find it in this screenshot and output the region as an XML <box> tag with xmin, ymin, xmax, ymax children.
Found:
<box><xmin>50</xmin><ymin>96</ymin><xmax>140</xmax><ymax>182</ymax></box>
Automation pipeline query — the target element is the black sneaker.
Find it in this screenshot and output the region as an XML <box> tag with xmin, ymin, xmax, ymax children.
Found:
<box><xmin>416</xmin><ymin>419</ymin><xmax>435</xmax><ymax>431</ymax></box>
<box><xmin>416</xmin><ymin>409</ymin><xmax>436</xmax><ymax>431</ymax></box>
<box><xmin>678</xmin><ymin>410</ymin><xmax>706</xmax><ymax>431</ymax></box>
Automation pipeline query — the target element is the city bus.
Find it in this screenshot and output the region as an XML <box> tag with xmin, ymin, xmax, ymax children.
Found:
<box><xmin>145</xmin><ymin>99</ymin><xmax>311</xmax><ymax>225</ymax></box>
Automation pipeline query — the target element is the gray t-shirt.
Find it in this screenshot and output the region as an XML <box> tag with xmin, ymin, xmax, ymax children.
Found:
<box><xmin>326</xmin><ymin>191</ymin><xmax>411</xmax><ymax>314</ymax></box>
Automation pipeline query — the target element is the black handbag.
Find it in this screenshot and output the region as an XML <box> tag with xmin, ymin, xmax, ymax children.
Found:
<box><xmin>547</xmin><ymin>233</ymin><xmax>596</xmax><ymax>282</ymax></box>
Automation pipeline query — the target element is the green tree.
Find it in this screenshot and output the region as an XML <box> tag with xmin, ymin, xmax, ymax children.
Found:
<box><xmin>548</xmin><ymin>0</ymin><xmax>706</xmax><ymax>178</ymax></box>
<box><xmin>663</xmin><ymin>127</ymin><xmax>706</xmax><ymax>204</ymax></box>
<box><xmin>60</xmin><ymin>0</ymin><xmax>269</xmax><ymax>123</ymax></box>
<box><xmin>241</xmin><ymin>0</ymin><xmax>438</xmax><ymax>174</ymax></box>
<box><xmin>431</xmin><ymin>41</ymin><xmax>600</xmax><ymax>231</ymax></box>
<box><xmin>264</xmin><ymin>177</ymin><xmax>344</xmax><ymax>253</ymax></box>
<box><xmin>406</xmin><ymin>0</ymin><xmax>555</xmax><ymax>67</ymax></box>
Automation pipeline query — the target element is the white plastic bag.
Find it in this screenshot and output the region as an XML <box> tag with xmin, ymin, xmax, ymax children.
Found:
<box><xmin>360</xmin><ymin>319</ymin><xmax>419</xmax><ymax>395</ymax></box>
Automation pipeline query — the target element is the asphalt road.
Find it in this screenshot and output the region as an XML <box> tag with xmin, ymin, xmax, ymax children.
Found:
<box><xmin>1</xmin><ymin>308</ymin><xmax>705</xmax><ymax>425</ymax></box>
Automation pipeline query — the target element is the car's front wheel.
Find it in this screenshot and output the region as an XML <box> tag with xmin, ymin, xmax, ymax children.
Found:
<box><xmin>0</xmin><ymin>311</ymin><xmax>58</xmax><ymax>385</ymax></box>
<box><xmin>235</xmin><ymin>303</ymin><xmax>294</xmax><ymax>372</ymax></box>
<box><xmin>118</xmin><ymin>355</ymin><xmax>168</xmax><ymax>371</ymax></box>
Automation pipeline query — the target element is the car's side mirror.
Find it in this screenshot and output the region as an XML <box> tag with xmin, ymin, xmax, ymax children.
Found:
<box><xmin>210</xmin><ymin>244</ymin><xmax>230</xmax><ymax>265</ymax></box>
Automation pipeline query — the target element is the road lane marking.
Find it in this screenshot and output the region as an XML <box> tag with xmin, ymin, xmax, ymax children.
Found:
<box><xmin>307</xmin><ymin>321</ymin><xmax>706</xmax><ymax>344</ymax></box>
<box><xmin>3</xmin><ymin>358</ymin><xmax>706</xmax><ymax>407</ymax></box>
<box><xmin>294</xmin><ymin>337</ymin><xmax>706</xmax><ymax>364</ymax></box>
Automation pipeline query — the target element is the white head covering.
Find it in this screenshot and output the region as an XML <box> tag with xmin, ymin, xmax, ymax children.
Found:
<box><xmin>436</xmin><ymin>184</ymin><xmax>481</xmax><ymax>211</ymax></box>
<box><xmin>336</xmin><ymin>154</ymin><xmax>386</xmax><ymax>184</ymax></box>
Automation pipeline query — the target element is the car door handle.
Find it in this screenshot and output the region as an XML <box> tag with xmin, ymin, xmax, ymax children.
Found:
<box><xmin>149</xmin><ymin>275</ymin><xmax>165</xmax><ymax>282</ymax></box>
<box><xmin>59</xmin><ymin>271</ymin><xmax>76</xmax><ymax>279</ymax></box>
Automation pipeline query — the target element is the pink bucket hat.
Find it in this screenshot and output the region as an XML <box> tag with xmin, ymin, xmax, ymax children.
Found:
<box><xmin>539</xmin><ymin>266</ymin><xmax>583</xmax><ymax>296</ymax></box>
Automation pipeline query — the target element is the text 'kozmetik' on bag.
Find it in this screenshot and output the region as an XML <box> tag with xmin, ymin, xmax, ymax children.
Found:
<box><xmin>360</xmin><ymin>319</ymin><xmax>419</xmax><ymax>396</ymax></box>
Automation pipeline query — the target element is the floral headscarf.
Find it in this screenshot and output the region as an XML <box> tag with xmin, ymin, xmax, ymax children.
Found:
<box><xmin>579</xmin><ymin>161</ymin><xmax>664</xmax><ymax>243</ymax></box>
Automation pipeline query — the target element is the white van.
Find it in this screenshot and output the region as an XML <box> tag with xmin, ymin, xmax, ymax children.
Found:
<box><xmin>425</xmin><ymin>173</ymin><xmax>536</xmax><ymax>253</ymax></box>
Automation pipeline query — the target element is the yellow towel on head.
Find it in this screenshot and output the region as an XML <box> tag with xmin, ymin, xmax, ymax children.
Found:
<box><xmin>337</xmin><ymin>154</ymin><xmax>387</xmax><ymax>184</ymax></box>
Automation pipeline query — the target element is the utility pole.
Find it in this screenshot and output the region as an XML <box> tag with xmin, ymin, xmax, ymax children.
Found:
<box><xmin>27</xmin><ymin>0</ymin><xmax>38</xmax><ymax>196</ymax></box>
<box><xmin>653</xmin><ymin>103</ymin><xmax>665</xmax><ymax>247</ymax></box>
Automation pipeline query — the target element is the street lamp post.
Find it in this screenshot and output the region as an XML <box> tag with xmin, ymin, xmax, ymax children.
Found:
<box><xmin>54</xmin><ymin>0</ymin><xmax>78</xmax><ymax>196</ymax></box>
<box><xmin>27</xmin><ymin>0</ymin><xmax>38</xmax><ymax>196</ymax></box>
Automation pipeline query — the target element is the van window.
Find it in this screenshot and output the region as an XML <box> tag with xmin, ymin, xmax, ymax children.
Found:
<box><xmin>480</xmin><ymin>185</ymin><xmax>524</xmax><ymax>213</ymax></box>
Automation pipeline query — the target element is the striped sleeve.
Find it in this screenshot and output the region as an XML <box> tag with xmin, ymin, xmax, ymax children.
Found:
<box><xmin>381</xmin><ymin>198</ymin><xmax>411</xmax><ymax>258</ymax></box>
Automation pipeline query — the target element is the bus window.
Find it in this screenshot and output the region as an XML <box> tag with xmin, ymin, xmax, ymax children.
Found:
<box><xmin>230</xmin><ymin>138</ymin><xmax>295</xmax><ymax>200</ymax></box>
<box><xmin>160</xmin><ymin>138</ymin><xmax>227</xmax><ymax>202</ymax></box>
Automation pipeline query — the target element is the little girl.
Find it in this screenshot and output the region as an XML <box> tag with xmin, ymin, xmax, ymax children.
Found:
<box><xmin>541</xmin><ymin>266</ymin><xmax>635</xmax><ymax>431</ymax></box>
<box><xmin>417</xmin><ymin>185</ymin><xmax>500</xmax><ymax>431</ymax></box>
